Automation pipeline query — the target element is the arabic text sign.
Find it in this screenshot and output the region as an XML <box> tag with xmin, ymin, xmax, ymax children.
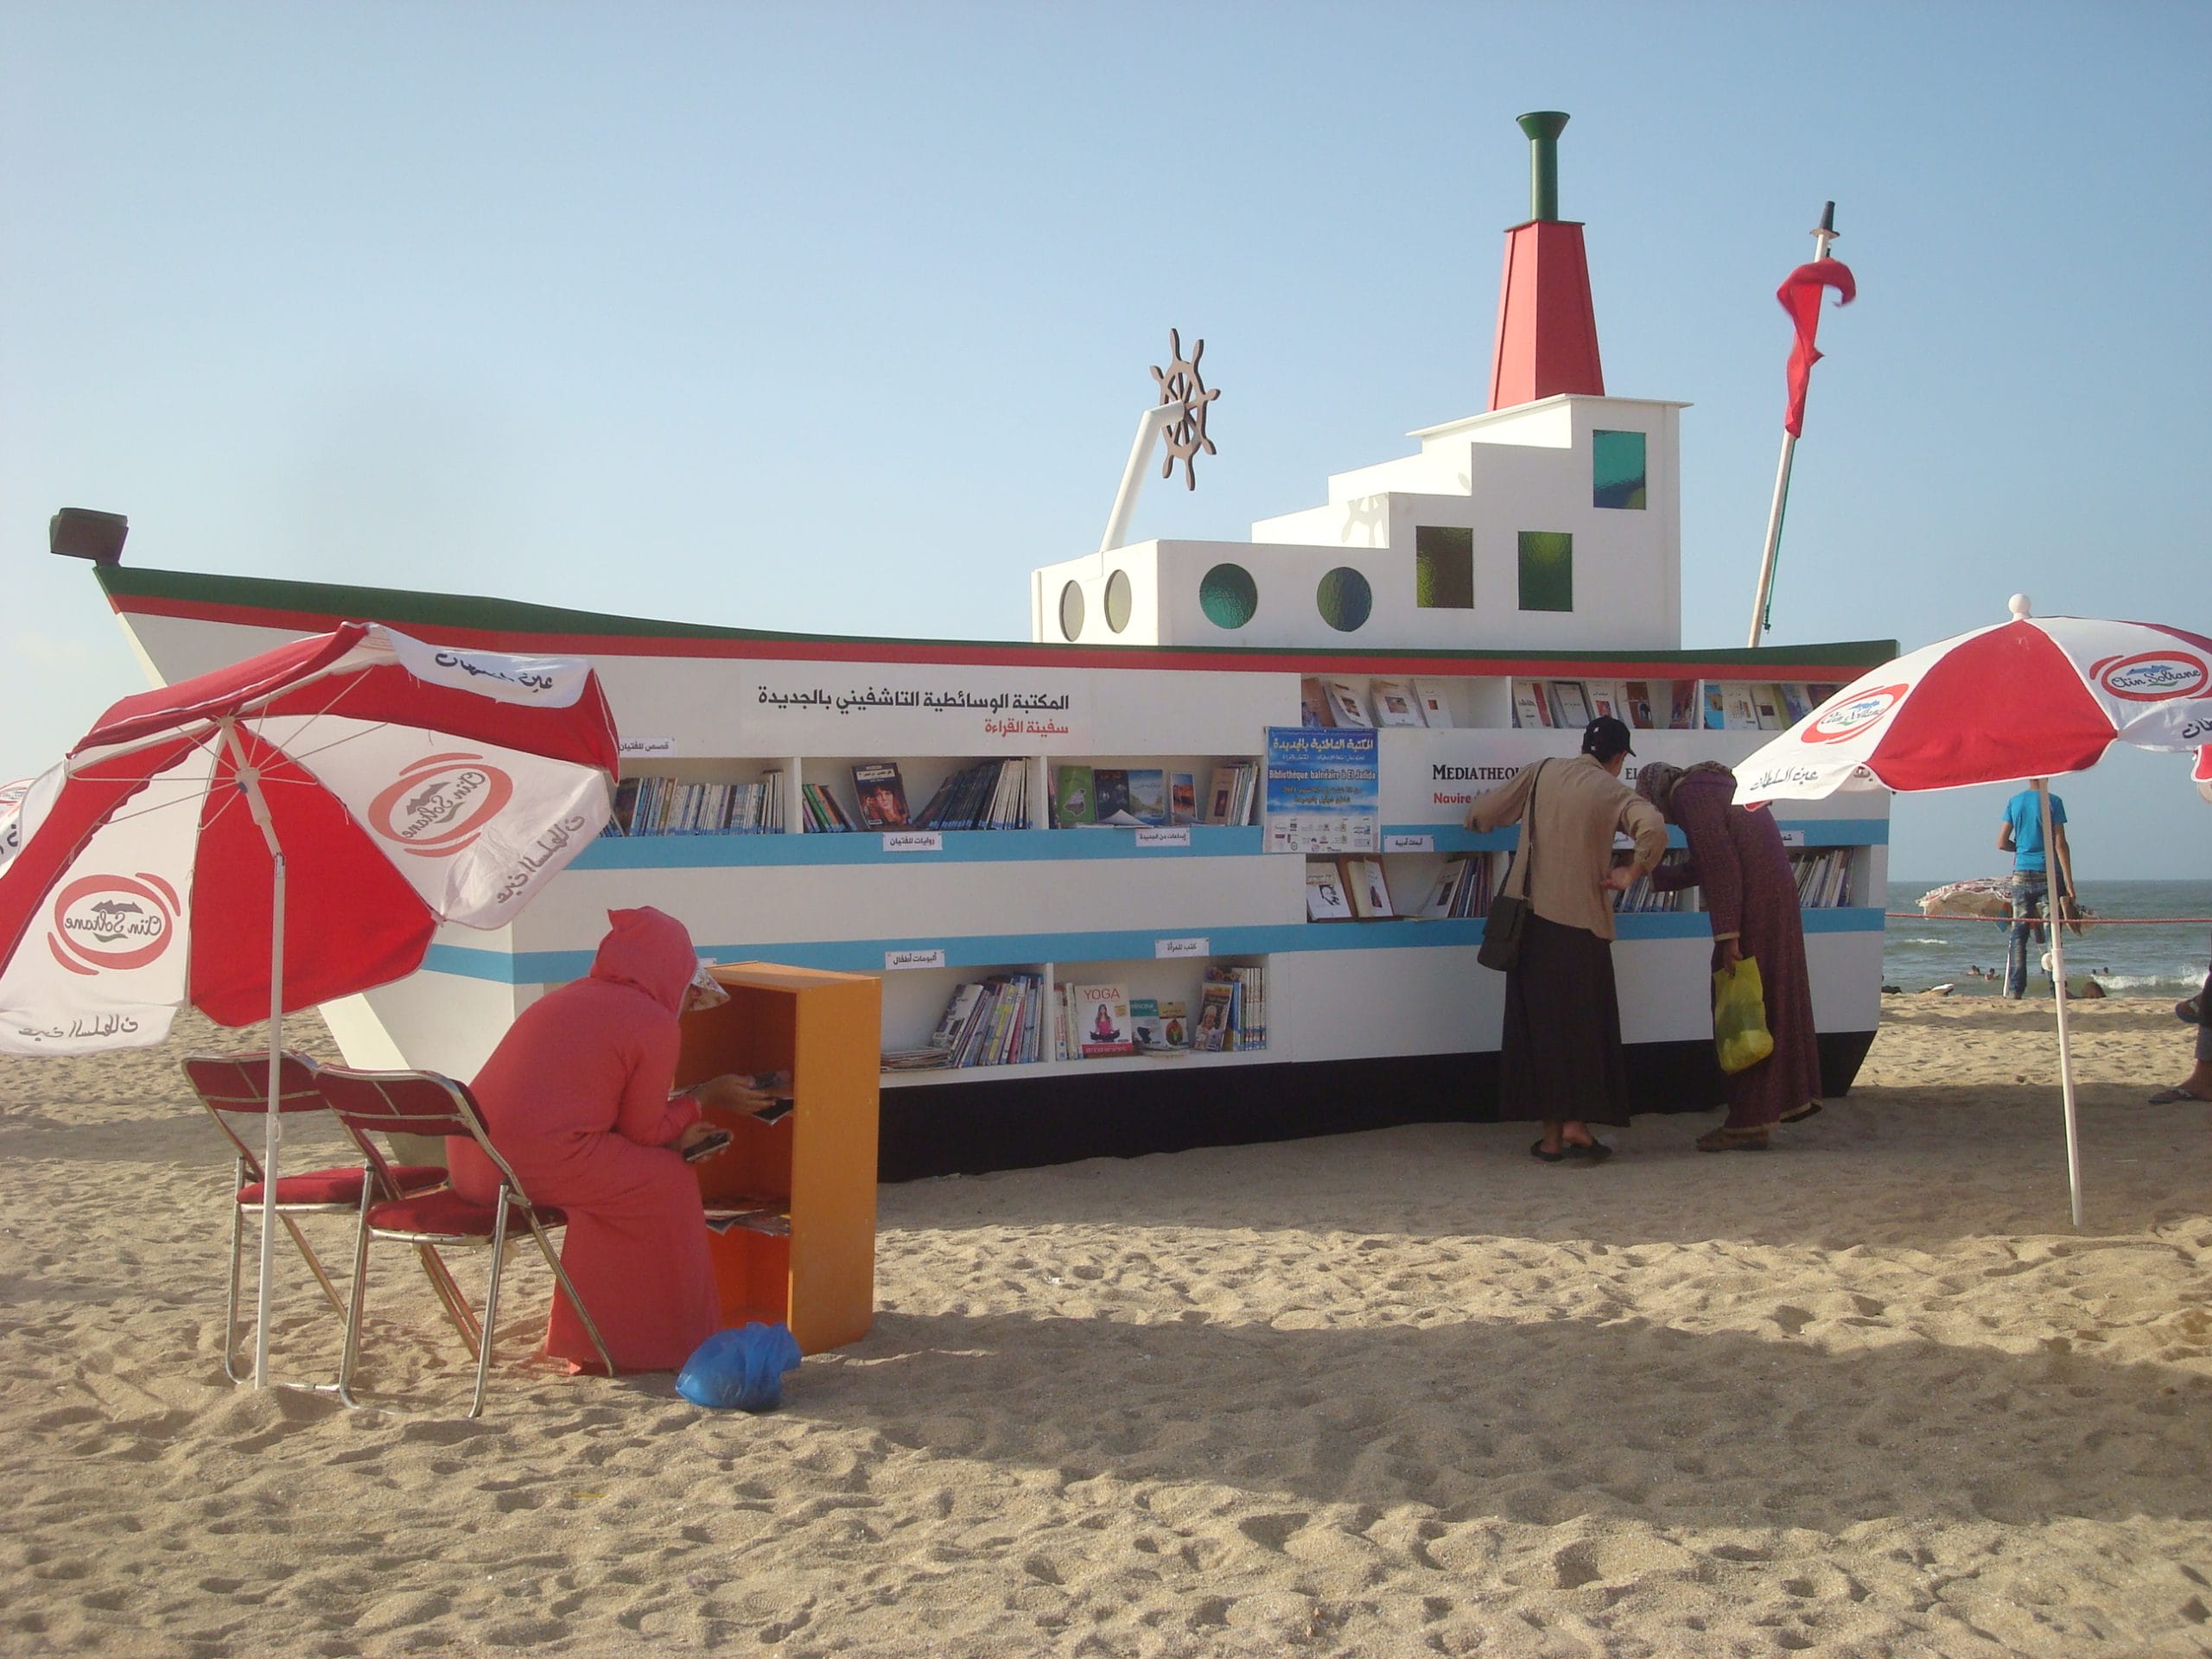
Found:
<box><xmin>743</xmin><ymin>667</ymin><xmax>1091</xmax><ymax>749</ymax></box>
<box><xmin>1263</xmin><ymin>727</ymin><xmax>1378</xmax><ymax>854</ymax></box>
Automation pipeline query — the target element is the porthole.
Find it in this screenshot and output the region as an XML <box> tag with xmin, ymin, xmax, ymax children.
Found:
<box><xmin>1104</xmin><ymin>569</ymin><xmax>1133</xmax><ymax>633</ymax></box>
<box><xmin>1058</xmin><ymin>581</ymin><xmax>1084</xmax><ymax>641</ymax></box>
<box><xmin>1316</xmin><ymin>566</ymin><xmax>1371</xmax><ymax>632</ymax></box>
<box><xmin>1198</xmin><ymin>563</ymin><xmax>1259</xmax><ymax>629</ymax></box>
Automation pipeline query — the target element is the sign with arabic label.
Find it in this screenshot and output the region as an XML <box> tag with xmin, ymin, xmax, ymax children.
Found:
<box><xmin>1263</xmin><ymin>727</ymin><xmax>1378</xmax><ymax>854</ymax></box>
<box><xmin>741</xmin><ymin>668</ymin><xmax>1090</xmax><ymax>750</ymax></box>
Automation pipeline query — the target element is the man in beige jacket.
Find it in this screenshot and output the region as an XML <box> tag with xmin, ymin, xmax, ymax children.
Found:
<box><xmin>1467</xmin><ymin>716</ymin><xmax>1669</xmax><ymax>1161</ymax></box>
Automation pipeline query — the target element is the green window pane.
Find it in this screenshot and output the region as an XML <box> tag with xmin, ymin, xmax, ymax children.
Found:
<box><xmin>1592</xmin><ymin>429</ymin><xmax>1646</xmax><ymax>510</ymax></box>
<box><xmin>1414</xmin><ymin>525</ymin><xmax>1473</xmax><ymax>609</ymax></box>
<box><xmin>1198</xmin><ymin>563</ymin><xmax>1258</xmax><ymax>628</ymax></box>
<box><xmin>1316</xmin><ymin>567</ymin><xmax>1371</xmax><ymax>632</ymax></box>
<box><xmin>1517</xmin><ymin>531</ymin><xmax>1573</xmax><ymax>612</ymax></box>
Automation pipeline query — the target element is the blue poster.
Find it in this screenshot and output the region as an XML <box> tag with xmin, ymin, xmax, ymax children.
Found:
<box><xmin>1263</xmin><ymin>727</ymin><xmax>1378</xmax><ymax>853</ymax></box>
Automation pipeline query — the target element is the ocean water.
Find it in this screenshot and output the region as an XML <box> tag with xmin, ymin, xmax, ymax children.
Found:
<box><xmin>1884</xmin><ymin>879</ymin><xmax>2212</xmax><ymax>999</ymax></box>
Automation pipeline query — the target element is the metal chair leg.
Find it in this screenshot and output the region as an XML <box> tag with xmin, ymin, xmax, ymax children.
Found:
<box><xmin>414</xmin><ymin>1243</ymin><xmax>482</xmax><ymax>1357</ymax></box>
<box><xmin>522</xmin><ymin>1216</ymin><xmax>615</xmax><ymax>1378</ymax></box>
<box><xmin>336</xmin><ymin>1186</ymin><xmax>375</xmax><ymax>1410</ymax></box>
<box><xmin>471</xmin><ymin>1194</ymin><xmax>512</xmax><ymax>1419</ymax></box>
<box><xmin>280</xmin><ymin>1213</ymin><xmax>349</xmax><ymax>1317</ymax></box>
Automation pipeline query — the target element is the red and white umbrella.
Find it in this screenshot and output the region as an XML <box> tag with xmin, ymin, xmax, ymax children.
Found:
<box><xmin>0</xmin><ymin>621</ymin><xmax>619</xmax><ymax>1380</ymax></box>
<box><xmin>1738</xmin><ymin>598</ymin><xmax>2212</xmax><ymax>1224</ymax></box>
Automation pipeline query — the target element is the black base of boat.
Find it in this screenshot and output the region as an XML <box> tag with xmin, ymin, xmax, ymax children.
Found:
<box><xmin>878</xmin><ymin>1029</ymin><xmax>1878</xmax><ymax>1180</ymax></box>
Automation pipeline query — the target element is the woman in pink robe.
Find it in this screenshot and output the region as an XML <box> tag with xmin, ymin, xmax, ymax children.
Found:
<box><xmin>451</xmin><ymin>906</ymin><xmax>737</xmax><ymax>1371</ymax></box>
<box><xmin>1638</xmin><ymin>762</ymin><xmax>1825</xmax><ymax>1151</ymax></box>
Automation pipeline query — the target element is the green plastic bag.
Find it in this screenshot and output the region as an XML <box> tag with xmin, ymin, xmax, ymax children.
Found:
<box><xmin>1713</xmin><ymin>957</ymin><xmax>1775</xmax><ymax>1075</ymax></box>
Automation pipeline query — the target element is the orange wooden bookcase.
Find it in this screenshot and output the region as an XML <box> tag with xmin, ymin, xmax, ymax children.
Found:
<box><xmin>673</xmin><ymin>962</ymin><xmax>880</xmax><ymax>1352</ymax></box>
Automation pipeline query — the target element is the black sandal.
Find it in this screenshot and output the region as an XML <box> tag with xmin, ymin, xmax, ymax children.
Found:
<box><xmin>1529</xmin><ymin>1138</ymin><xmax>1566</xmax><ymax>1163</ymax></box>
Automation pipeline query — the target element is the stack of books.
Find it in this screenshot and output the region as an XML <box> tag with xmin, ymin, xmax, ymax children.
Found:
<box><xmin>606</xmin><ymin>772</ymin><xmax>785</xmax><ymax>836</ymax></box>
<box><xmin>889</xmin><ymin>973</ymin><xmax>1046</xmax><ymax>1071</ymax></box>
<box><xmin>912</xmin><ymin>759</ymin><xmax>1029</xmax><ymax>830</ymax></box>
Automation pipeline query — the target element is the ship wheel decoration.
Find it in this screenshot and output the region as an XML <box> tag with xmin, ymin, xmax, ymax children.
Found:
<box><xmin>1150</xmin><ymin>328</ymin><xmax>1220</xmax><ymax>490</ymax></box>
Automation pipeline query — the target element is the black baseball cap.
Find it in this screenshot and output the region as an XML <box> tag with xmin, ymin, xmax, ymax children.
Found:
<box><xmin>1581</xmin><ymin>715</ymin><xmax>1635</xmax><ymax>760</ymax></box>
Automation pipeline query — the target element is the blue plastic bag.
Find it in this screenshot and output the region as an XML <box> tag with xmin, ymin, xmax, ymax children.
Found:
<box><xmin>677</xmin><ymin>1322</ymin><xmax>803</xmax><ymax>1412</ymax></box>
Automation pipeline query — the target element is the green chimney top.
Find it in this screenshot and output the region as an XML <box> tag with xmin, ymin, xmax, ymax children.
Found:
<box><xmin>1516</xmin><ymin>111</ymin><xmax>1570</xmax><ymax>222</ymax></box>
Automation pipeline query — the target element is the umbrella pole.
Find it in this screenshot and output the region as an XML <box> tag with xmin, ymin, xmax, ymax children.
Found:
<box><xmin>2039</xmin><ymin>779</ymin><xmax>2083</xmax><ymax>1228</ymax></box>
<box><xmin>255</xmin><ymin>849</ymin><xmax>285</xmax><ymax>1386</ymax></box>
<box><xmin>222</xmin><ymin>721</ymin><xmax>289</xmax><ymax>1389</ymax></box>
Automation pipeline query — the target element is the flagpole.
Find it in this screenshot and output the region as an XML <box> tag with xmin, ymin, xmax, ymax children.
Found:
<box><xmin>1746</xmin><ymin>202</ymin><xmax>1839</xmax><ymax>647</ymax></box>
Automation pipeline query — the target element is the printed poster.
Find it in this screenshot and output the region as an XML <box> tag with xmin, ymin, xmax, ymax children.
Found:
<box><xmin>1263</xmin><ymin>726</ymin><xmax>1377</xmax><ymax>854</ymax></box>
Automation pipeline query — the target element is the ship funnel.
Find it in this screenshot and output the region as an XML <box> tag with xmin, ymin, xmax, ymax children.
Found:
<box><xmin>1517</xmin><ymin>111</ymin><xmax>1569</xmax><ymax>222</ymax></box>
<box><xmin>1486</xmin><ymin>111</ymin><xmax>1605</xmax><ymax>410</ymax></box>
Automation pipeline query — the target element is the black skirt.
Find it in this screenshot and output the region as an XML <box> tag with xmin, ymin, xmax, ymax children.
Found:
<box><xmin>1498</xmin><ymin>912</ymin><xmax>1631</xmax><ymax>1126</ymax></box>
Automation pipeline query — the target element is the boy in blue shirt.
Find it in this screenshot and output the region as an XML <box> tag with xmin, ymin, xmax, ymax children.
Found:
<box><xmin>1997</xmin><ymin>783</ymin><xmax>2076</xmax><ymax>1000</ymax></box>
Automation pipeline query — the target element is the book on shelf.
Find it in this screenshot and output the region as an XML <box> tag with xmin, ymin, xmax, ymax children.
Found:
<box><xmin>1091</xmin><ymin>768</ymin><xmax>1131</xmax><ymax>824</ymax></box>
<box><xmin>1052</xmin><ymin>764</ymin><xmax>1096</xmax><ymax>827</ymax></box>
<box><xmin>1300</xmin><ymin>676</ymin><xmax>1335</xmax><ymax>728</ymax></box>
<box><xmin>850</xmin><ymin>762</ymin><xmax>911</xmax><ymax>829</ymax></box>
<box><xmin>1125</xmin><ymin>767</ymin><xmax>1168</xmax><ymax>824</ymax></box>
<box><xmin>1199</xmin><ymin>963</ymin><xmax>1266</xmax><ymax>1052</ymax></box>
<box><xmin>1549</xmin><ymin>680</ymin><xmax>1593</xmax><ymax>729</ymax></box>
<box><xmin>1416</xmin><ymin>854</ymin><xmax>1493</xmax><ymax>920</ymax></box>
<box><xmin>1777</xmin><ymin>683</ymin><xmax>1812</xmax><ymax>726</ymax></box>
<box><xmin>1071</xmin><ymin>982</ymin><xmax>1135</xmax><ymax>1058</ymax></box>
<box><xmin>1586</xmin><ymin>681</ymin><xmax>1626</xmax><ymax>722</ymax></box>
<box><xmin>1700</xmin><ymin>683</ymin><xmax>1728</xmax><ymax>730</ymax></box>
<box><xmin>1411</xmin><ymin>677</ymin><xmax>1454</xmax><ymax>728</ymax></box>
<box><xmin>1206</xmin><ymin>761</ymin><xmax>1258</xmax><ymax>826</ymax></box>
<box><xmin>1623</xmin><ymin>681</ymin><xmax>1656</xmax><ymax>730</ymax></box>
<box><xmin>606</xmin><ymin>777</ymin><xmax>643</xmax><ymax>836</ymax></box>
<box><xmin>1130</xmin><ymin>997</ymin><xmax>1166</xmax><ymax>1050</ymax></box>
<box><xmin>1511</xmin><ymin>679</ymin><xmax>1553</xmax><ymax>728</ymax></box>
<box><xmin>1342</xmin><ymin>855</ymin><xmax>1394</xmax><ymax>918</ymax></box>
<box><xmin>1158</xmin><ymin>999</ymin><xmax>1189</xmax><ymax>1049</ymax></box>
<box><xmin>1805</xmin><ymin>682</ymin><xmax>1845</xmax><ymax>711</ymax></box>
<box><xmin>1168</xmin><ymin>772</ymin><xmax>1197</xmax><ymax>826</ymax></box>
<box><xmin>928</xmin><ymin>982</ymin><xmax>987</xmax><ymax>1052</ymax></box>
<box><xmin>1369</xmin><ymin>677</ymin><xmax>1426</xmax><ymax>727</ymax></box>
<box><xmin>1192</xmin><ymin>976</ymin><xmax>1236</xmax><ymax>1052</ymax></box>
<box><xmin>1668</xmin><ymin>680</ymin><xmax>1700</xmax><ymax>730</ymax></box>
<box><xmin>1723</xmin><ymin>686</ymin><xmax>1761</xmax><ymax>730</ymax></box>
<box><xmin>1751</xmin><ymin>683</ymin><xmax>1788</xmax><ymax>730</ymax></box>
<box><xmin>1323</xmin><ymin>678</ymin><xmax>1373</xmax><ymax>728</ymax></box>
<box><xmin>1306</xmin><ymin>859</ymin><xmax>1354</xmax><ymax>920</ymax></box>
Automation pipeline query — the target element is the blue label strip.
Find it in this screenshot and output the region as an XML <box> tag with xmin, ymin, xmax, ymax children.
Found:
<box><xmin>574</xmin><ymin>817</ymin><xmax>1885</xmax><ymax>869</ymax></box>
<box><xmin>424</xmin><ymin>906</ymin><xmax>1886</xmax><ymax>985</ymax></box>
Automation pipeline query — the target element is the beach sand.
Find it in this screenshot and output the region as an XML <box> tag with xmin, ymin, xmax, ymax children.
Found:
<box><xmin>5</xmin><ymin>996</ymin><xmax>2212</xmax><ymax>1657</ymax></box>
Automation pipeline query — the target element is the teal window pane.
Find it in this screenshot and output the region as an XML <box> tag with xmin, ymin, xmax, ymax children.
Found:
<box><xmin>1316</xmin><ymin>567</ymin><xmax>1371</xmax><ymax>632</ymax></box>
<box><xmin>1592</xmin><ymin>429</ymin><xmax>1646</xmax><ymax>510</ymax></box>
<box><xmin>1414</xmin><ymin>525</ymin><xmax>1473</xmax><ymax>609</ymax></box>
<box><xmin>1199</xmin><ymin>563</ymin><xmax>1258</xmax><ymax>628</ymax></box>
<box><xmin>1517</xmin><ymin>531</ymin><xmax>1573</xmax><ymax>612</ymax></box>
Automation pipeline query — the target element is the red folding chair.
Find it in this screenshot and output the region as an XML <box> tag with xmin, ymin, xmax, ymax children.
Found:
<box><xmin>181</xmin><ymin>1052</ymin><xmax>450</xmax><ymax>1386</ymax></box>
<box><xmin>313</xmin><ymin>1065</ymin><xmax>613</xmax><ymax>1417</ymax></box>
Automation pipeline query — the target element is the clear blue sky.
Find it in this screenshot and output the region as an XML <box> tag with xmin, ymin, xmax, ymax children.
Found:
<box><xmin>4</xmin><ymin>2</ymin><xmax>2207</xmax><ymax>879</ymax></box>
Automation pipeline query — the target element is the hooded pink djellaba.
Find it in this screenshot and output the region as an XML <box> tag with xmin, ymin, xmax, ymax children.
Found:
<box><xmin>451</xmin><ymin>906</ymin><xmax>721</xmax><ymax>1371</ymax></box>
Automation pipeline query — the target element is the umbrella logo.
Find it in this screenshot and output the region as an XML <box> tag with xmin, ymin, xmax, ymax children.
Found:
<box><xmin>368</xmin><ymin>753</ymin><xmax>516</xmax><ymax>856</ymax></box>
<box><xmin>2092</xmin><ymin>652</ymin><xmax>2209</xmax><ymax>702</ymax></box>
<box><xmin>48</xmin><ymin>873</ymin><xmax>180</xmax><ymax>975</ymax></box>
<box><xmin>1802</xmin><ymin>683</ymin><xmax>1907</xmax><ymax>745</ymax></box>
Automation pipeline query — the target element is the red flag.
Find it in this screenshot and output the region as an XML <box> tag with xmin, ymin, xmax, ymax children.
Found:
<box><xmin>1778</xmin><ymin>259</ymin><xmax>1856</xmax><ymax>436</ymax></box>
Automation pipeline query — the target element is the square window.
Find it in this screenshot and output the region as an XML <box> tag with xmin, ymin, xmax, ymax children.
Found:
<box><xmin>1592</xmin><ymin>429</ymin><xmax>1647</xmax><ymax>510</ymax></box>
<box><xmin>1414</xmin><ymin>525</ymin><xmax>1473</xmax><ymax>609</ymax></box>
<box><xmin>1518</xmin><ymin>531</ymin><xmax>1573</xmax><ymax>612</ymax></box>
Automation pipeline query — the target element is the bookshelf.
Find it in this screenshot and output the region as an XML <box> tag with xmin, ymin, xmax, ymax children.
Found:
<box><xmin>672</xmin><ymin>963</ymin><xmax>881</xmax><ymax>1353</ymax></box>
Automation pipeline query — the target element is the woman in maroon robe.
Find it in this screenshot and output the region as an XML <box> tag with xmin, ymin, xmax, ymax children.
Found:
<box><xmin>1637</xmin><ymin>762</ymin><xmax>1824</xmax><ymax>1150</ymax></box>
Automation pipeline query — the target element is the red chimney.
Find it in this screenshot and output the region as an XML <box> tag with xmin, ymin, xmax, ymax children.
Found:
<box><xmin>1486</xmin><ymin>111</ymin><xmax>1605</xmax><ymax>410</ymax></box>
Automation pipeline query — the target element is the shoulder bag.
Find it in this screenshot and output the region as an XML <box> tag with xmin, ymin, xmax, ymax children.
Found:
<box><xmin>1476</xmin><ymin>760</ymin><xmax>1545</xmax><ymax>973</ymax></box>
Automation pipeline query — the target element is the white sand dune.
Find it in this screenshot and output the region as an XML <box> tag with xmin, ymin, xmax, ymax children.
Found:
<box><xmin>4</xmin><ymin>996</ymin><xmax>2211</xmax><ymax>1656</ymax></box>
